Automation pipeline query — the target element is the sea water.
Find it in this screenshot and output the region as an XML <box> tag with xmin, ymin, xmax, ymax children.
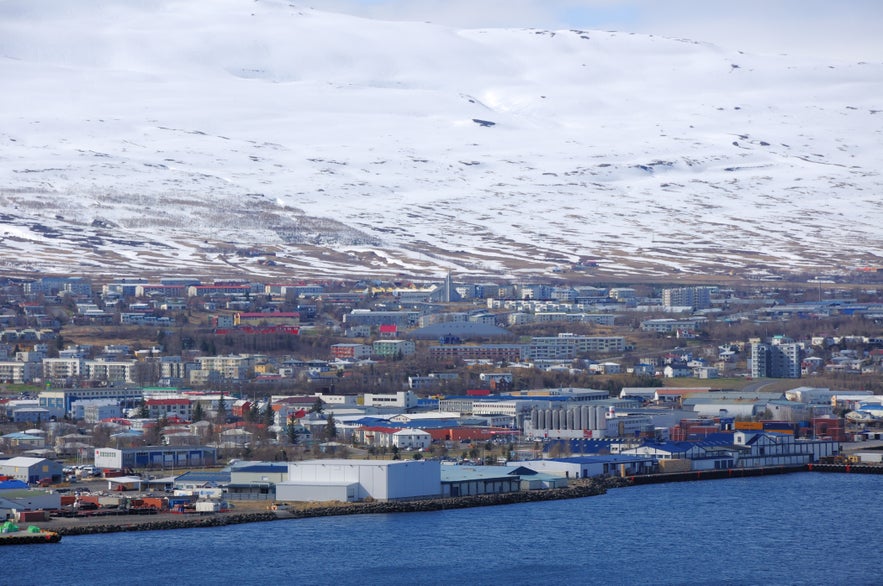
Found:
<box><xmin>4</xmin><ymin>472</ymin><xmax>880</xmax><ymax>586</ymax></box>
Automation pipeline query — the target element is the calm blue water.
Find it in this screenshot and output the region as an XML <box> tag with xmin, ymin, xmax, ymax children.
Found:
<box><xmin>3</xmin><ymin>472</ymin><xmax>880</xmax><ymax>586</ymax></box>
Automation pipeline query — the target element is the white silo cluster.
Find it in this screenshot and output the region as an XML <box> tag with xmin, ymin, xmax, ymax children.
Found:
<box><xmin>527</xmin><ymin>404</ymin><xmax>616</xmax><ymax>439</ymax></box>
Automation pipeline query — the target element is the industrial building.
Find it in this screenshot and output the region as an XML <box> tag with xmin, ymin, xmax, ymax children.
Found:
<box><xmin>512</xmin><ymin>455</ymin><xmax>658</xmax><ymax>479</ymax></box>
<box><xmin>0</xmin><ymin>480</ymin><xmax>61</xmax><ymax>517</ymax></box>
<box><xmin>0</xmin><ymin>457</ymin><xmax>63</xmax><ymax>484</ymax></box>
<box><xmin>38</xmin><ymin>387</ymin><xmax>144</xmax><ymax>418</ymax></box>
<box><xmin>523</xmin><ymin>401</ymin><xmax>651</xmax><ymax>440</ymax></box>
<box><xmin>440</xmin><ymin>466</ymin><xmax>523</xmax><ymax>497</ymax></box>
<box><xmin>94</xmin><ymin>446</ymin><xmax>217</xmax><ymax>471</ymax></box>
<box><xmin>277</xmin><ymin>459</ymin><xmax>441</xmax><ymax>502</ymax></box>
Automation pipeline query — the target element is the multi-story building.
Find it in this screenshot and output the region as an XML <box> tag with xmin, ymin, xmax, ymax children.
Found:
<box><xmin>39</xmin><ymin>388</ymin><xmax>144</xmax><ymax>418</ymax></box>
<box><xmin>526</xmin><ymin>334</ymin><xmax>625</xmax><ymax>361</ymax></box>
<box><xmin>362</xmin><ymin>391</ymin><xmax>418</xmax><ymax>410</ymax></box>
<box><xmin>609</xmin><ymin>288</ymin><xmax>635</xmax><ymax>301</ymax></box>
<box><xmin>662</xmin><ymin>286</ymin><xmax>713</xmax><ymax>309</ymax></box>
<box><xmin>160</xmin><ymin>356</ymin><xmax>193</xmax><ymax>384</ymax></box>
<box><xmin>24</xmin><ymin>277</ymin><xmax>92</xmax><ymax>296</ymax></box>
<box><xmin>343</xmin><ymin>310</ymin><xmax>420</xmax><ymax>328</ymax></box>
<box><xmin>234</xmin><ymin>312</ymin><xmax>300</xmax><ymax>326</ymax></box>
<box><xmin>0</xmin><ymin>361</ymin><xmax>40</xmax><ymax>383</ymax></box>
<box><xmin>102</xmin><ymin>280</ymin><xmax>148</xmax><ymax>297</ymax></box>
<box><xmin>120</xmin><ymin>313</ymin><xmax>174</xmax><ymax>326</ymax></box>
<box><xmin>330</xmin><ymin>344</ymin><xmax>372</xmax><ymax>361</ymax></box>
<box><xmin>428</xmin><ymin>344</ymin><xmax>526</xmax><ymax>363</ymax></box>
<box><xmin>194</xmin><ymin>354</ymin><xmax>256</xmax><ymax>381</ymax></box>
<box><xmin>84</xmin><ymin>359</ymin><xmax>137</xmax><ymax>384</ymax></box>
<box><xmin>640</xmin><ymin>318</ymin><xmax>708</xmax><ymax>333</ymax></box>
<box><xmin>135</xmin><ymin>284</ymin><xmax>187</xmax><ymax>297</ymax></box>
<box><xmin>372</xmin><ymin>340</ymin><xmax>416</xmax><ymax>358</ymax></box>
<box><xmin>146</xmin><ymin>398</ymin><xmax>192</xmax><ymax>421</ymax></box>
<box><xmin>508</xmin><ymin>313</ymin><xmax>616</xmax><ymax>326</ymax></box>
<box><xmin>42</xmin><ymin>357</ymin><xmax>84</xmax><ymax>381</ymax></box>
<box><xmin>187</xmin><ymin>284</ymin><xmax>252</xmax><ymax>298</ymax></box>
<box><xmin>518</xmin><ymin>283</ymin><xmax>553</xmax><ymax>300</ymax></box>
<box><xmin>751</xmin><ymin>342</ymin><xmax>801</xmax><ymax>379</ymax></box>
<box><xmin>74</xmin><ymin>399</ymin><xmax>124</xmax><ymax>423</ymax></box>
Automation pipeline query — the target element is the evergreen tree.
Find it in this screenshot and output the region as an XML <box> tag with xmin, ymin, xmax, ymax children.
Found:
<box><xmin>310</xmin><ymin>396</ymin><xmax>324</xmax><ymax>414</ymax></box>
<box><xmin>286</xmin><ymin>414</ymin><xmax>299</xmax><ymax>445</ymax></box>
<box><xmin>216</xmin><ymin>394</ymin><xmax>227</xmax><ymax>423</ymax></box>
<box><xmin>324</xmin><ymin>413</ymin><xmax>337</xmax><ymax>440</ymax></box>
<box><xmin>137</xmin><ymin>401</ymin><xmax>150</xmax><ymax>419</ymax></box>
<box><xmin>264</xmin><ymin>401</ymin><xmax>275</xmax><ymax>427</ymax></box>
<box><xmin>192</xmin><ymin>402</ymin><xmax>205</xmax><ymax>422</ymax></box>
<box><xmin>246</xmin><ymin>401</ymin><xmax>259</xmax><ymax>423</ymax></box>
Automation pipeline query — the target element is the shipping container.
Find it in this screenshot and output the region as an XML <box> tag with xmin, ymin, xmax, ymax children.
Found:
<box><xmin>734</xmin><ymin>421</ymin><xmax>763</xmax><ymax>430</ymax></box>
<box><xmin>140</xmin><ymin>497</ymin><xmax>167</xmax><ymax>511</ymax></box>
<box><xmin>16</xmin><ymin>510</ymin><xmax>49</xmax><ymax>523</ymax></box>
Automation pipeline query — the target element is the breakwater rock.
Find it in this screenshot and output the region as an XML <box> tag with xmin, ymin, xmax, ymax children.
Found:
<box><xmin>54</xmin><ymin>512</ymin><xmax>278</xmax><ymax>536</ymax></box>
<box><xmin>283</xmin><ymin>476</ymin><xmax>624</xmax><ymax>520</ymax></box>
<box><xmin>52</xmin><ymin>477</ymin><xmax>625</xmax><ymax>536</ymax></box>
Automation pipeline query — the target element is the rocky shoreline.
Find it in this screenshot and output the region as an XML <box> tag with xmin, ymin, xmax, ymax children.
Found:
<box><xmin>47</xmin><ymin>477</ymin><xmax>628</xmax><ymax>537</ymax></box>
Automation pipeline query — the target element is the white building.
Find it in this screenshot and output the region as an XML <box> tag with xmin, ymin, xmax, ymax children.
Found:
<box><xmin>0</xmin><ymin>361</ymin><xmax>40</xmax><ymax>383</ymax></box>
<box><xmin>362</xmin><ymin>391</ymin><xmax>418</xmax><ymax>410</ymax></box>
<box><xmin>527</xmin><ymin>334</ymin><xmax>625</xmax><ymax>361</ymax></box>
<box><xmin>391</xmin><ymin>429</ymin><xmax>431</xmax><ymax>450</ymax></box>
<box><xmin>277</xmin><ymin>459</ymin><xmax>441</xmax><ymax>502</ymax></box>
<box><xmin>513</xmin><ymin>455</ymin><xmax>658</xmax><ymax>479</ymax></box>
<box><xmin>84</xmin><ymin>359</ymin><xmax>137</xmax><ymax>384</ymax></box>
<box><xmin>42</xmin><ymin>357</ymin><xmax>84</xmax><ymax>381</ymax></box>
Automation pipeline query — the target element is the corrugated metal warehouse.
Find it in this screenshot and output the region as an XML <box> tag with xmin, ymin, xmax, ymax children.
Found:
<box><xmin>277</xmin><ymin>459</ymin><xmax>441</xmax><ymax>502</ymax></box>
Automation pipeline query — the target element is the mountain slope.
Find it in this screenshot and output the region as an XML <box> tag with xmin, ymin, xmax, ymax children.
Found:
<box><xmin>1</xmin><ymin>0</ymin><xmax>881</xmax><ymax>281</ymax></box>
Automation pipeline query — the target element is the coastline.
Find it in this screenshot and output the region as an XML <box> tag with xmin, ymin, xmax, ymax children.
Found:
<box><xmin>37</xmin><ymin>465</ymin><xmax>880</xmax><ymax>537</ymax></box>
<box><xmin>41</xmin><ymin>477</ymin><xmax>625</xmax><ymax>537</ymax></box>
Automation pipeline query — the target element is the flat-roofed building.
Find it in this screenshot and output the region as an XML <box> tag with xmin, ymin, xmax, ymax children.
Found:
<box><xmin>277</xmin><ymin>459</ymin><xmax>441</xmax><ymax>502</ymax></box>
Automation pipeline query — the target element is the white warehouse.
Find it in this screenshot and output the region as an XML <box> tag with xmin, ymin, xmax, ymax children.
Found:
<box><xmin>276</xmin><ymin>459</ymin><xmax>441</xmax><ymax>502</ymax></box>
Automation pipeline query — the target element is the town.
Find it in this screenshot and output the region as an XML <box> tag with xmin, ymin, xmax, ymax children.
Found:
<box><xmin>2</xmin><ymin>271</ymin><xmax>883</xmax><ymax>528</ymax></box>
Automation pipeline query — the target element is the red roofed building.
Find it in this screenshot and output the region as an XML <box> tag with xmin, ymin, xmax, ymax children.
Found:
<box><xmin>426</xmin><ymin>427</ymin><xmax>518</xmax><ymax>443</ymax></box>
<box><xmin>146</xmin><ymin>398</ymin><xmax>192</xmax><ymax>421</ymax></box>
<box><xmin>379</xmin><ymin>324</ymin><xmax>398</xmax><ymax>338</ymax></box>
<box><xmin>352</xmin><ymin>426</ymin><xmax>402</xmax><ymax>448</ymax></box>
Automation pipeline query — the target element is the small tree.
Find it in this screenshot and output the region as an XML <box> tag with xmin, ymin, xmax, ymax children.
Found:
<box><xmin>192</xmin><ymin>402</ymin><xmax>205</xmax><ymax>422</ymax></box>
<box><xmin>391</xmin><ymin>445</ymin><xmax>400</xmax><ymax>460</ymax></box>
<box><xmin>137</xmin><ymin>401</ymin><xmax>150</xmax><ymax>419</ymax></box>
<box><xmin>310</xmin><ymin>396</ymin><xmax>324</xmax><ymax>414</ymax></box>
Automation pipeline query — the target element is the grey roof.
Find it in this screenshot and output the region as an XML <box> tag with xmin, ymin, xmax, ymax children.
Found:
<box><xmin>440</xmin><ymin>465</ymin><xmax>521</xmax><ymax>482</ymax></box>
<box><xmin>174</xmin><ymin>471</ymin><xmax>231</xmax><ymax>485</ymax></box>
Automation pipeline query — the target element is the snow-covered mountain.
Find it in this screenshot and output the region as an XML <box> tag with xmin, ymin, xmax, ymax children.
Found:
<box><xmin>1</xmin><ymin>0</ymin><xmax>881</xmax><ymax>282</ymax></box>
